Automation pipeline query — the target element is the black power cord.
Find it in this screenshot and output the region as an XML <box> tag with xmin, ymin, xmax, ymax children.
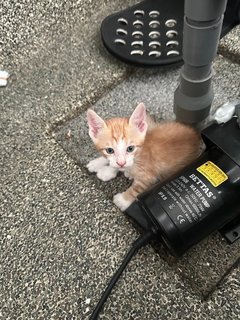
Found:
<box><xmin>89</xmin><ymin>231</ymin><xmax>155</xmax><ymax>320</ymax></box>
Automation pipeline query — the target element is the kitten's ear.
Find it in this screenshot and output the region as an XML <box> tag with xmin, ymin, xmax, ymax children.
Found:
<box><xmin>129</xmin><ymin>102</ymin><xmax>148</xmax><ymax>133</ymax></box>
<box><xmin>87</xmin><ymin>109</ymin><xmax>107</xmax><ymax>140</ymax></box>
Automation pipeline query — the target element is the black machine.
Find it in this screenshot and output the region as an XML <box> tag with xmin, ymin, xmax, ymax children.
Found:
<box><xmin>125</xmin><ymin>116</ymin><xmax>240</xmax><ymax>257</ymax></box>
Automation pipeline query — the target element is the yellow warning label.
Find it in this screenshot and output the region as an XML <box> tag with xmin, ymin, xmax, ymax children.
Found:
<box><xmin>197</xmin><ymin>161</ymin><xmax>228</xmax><ymax>187</ymax></box>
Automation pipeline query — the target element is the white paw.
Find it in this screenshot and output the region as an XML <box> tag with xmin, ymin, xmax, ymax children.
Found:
<box><xmin>97</xmin><ymin>166</ymin><xmax>118</xmax><ymax>181</ymax></box>
<box><xmin>124</xmin><ymin>170</ymin><xmax>133</xmax><ymax>180</ymax></box>
<box><xmin>86</xmin><ymin>157</ymin><xmax>109</xmax><ymax>173</ymax></box>
<box><xmin>113</xmin><ymin>193</ymin><xmax>133</xmax><ymax>211</ymax></box>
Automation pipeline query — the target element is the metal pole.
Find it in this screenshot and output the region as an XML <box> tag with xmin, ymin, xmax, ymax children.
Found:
<box><xmin>174</xmin><ymin>0</ymin><xmax>228</xmax><ymax>124</ymax></box>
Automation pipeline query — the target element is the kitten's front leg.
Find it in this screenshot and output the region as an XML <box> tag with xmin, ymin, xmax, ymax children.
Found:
<box><xmin>113</xmin><ymin>179</ymin><xmax>155</xmax><ymax>211</ymax></box>
<box><xmin>86</xmin><ymin>156</ymin><xmax>109</xmax><ymax>173</ymax></box>
<box><xmin>113</xmin><ymin>192</ymin><xmax>134</xmax><ymax>211</ymax></box>
<box><xmin>124</xmin><ymin>168</ymin><xmax>133</xmax><ymax>180</ymax></box>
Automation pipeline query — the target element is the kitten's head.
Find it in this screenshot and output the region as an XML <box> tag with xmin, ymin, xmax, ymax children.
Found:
<box><xmin>87</xmin><ymin>103</ymin><xmax>148</xmax><ymax>170</ymax></box>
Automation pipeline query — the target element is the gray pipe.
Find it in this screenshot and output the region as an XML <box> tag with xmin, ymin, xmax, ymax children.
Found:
<box><xmin>174</xmin><ymin>0</ymin><xmax>228</xmax><ymax>124</ymax></box>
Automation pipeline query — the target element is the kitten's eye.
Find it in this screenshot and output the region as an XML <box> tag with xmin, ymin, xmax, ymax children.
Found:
<box><xmin>106</xmin><ymin>147</ymin><xmax>114</xmax><ymax>154</ymax></box>
<box><xmin>127</xmin><ymin>145</ymin><xmax>135</xmax><ymax>153</ymax></box>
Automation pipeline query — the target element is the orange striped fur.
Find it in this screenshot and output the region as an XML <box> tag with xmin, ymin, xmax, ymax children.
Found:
<box><xmin>87</xmin><ymin>103</ymin><xmax>203</xmax><ymax>210</ymax></box>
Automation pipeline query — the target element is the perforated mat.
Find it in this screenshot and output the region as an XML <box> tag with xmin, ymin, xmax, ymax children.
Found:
<box><xmin>101</xmin><ymin>0</ymin><xmax>184</xmax><ymax>67</ymax></box>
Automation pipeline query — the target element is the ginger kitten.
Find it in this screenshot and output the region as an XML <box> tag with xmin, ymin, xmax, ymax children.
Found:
<box><xmin>87</xmin><ymin>103</ymin><xmax>202</xmax><ymax>211</ymax></box>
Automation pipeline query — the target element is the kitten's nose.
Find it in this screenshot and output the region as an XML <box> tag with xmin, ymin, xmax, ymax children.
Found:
<box><xmin>117</xmin><ymin>160</ymin><xmax>126</xmax><ymax>167</ymax></box>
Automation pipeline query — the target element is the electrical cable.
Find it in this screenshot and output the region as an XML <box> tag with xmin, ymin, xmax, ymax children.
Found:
<box><xmin>89</xmin><ymin>231</ymin><xmax>155</xmax><ymax>320</ymax></box>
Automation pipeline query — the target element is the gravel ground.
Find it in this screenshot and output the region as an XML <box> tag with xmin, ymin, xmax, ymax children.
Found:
<box><xmin>0</xmin><ymin>1</ymin><xmax>239</xmax><ymax>319</ymax></box>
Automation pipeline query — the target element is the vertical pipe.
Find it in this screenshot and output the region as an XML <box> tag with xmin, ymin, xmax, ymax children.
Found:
<box><xmin>174</xmin><ymin>0</ymin><xmax>228</xmax><ymax>124</ymax></box>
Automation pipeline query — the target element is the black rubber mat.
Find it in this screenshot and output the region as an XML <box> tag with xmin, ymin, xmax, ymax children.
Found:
<box><xmin>101</xmin><ymin>0</ymin><xmax>184</xmax><ymax>67</ymax></box>
<box><xmin>101</xmin><ymin>0</ymin><xmax>240</xmax><ymax>67</ymax></box>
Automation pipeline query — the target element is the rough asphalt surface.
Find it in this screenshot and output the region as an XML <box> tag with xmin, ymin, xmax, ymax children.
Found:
<box><xmin>0</xmin><ymin>1</ymin><xmax>240</xmax><ymax>319</ymax></box>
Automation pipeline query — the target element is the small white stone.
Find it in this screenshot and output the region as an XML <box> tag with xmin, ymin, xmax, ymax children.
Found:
<box><xmin>85</xmin><ymin>298</ymin><xmax>91</xmax><ymax>304</ymax></box>
<box><xmin>66</xmin><ymin>129</ymin><xmax>71</xmax><ymax>138</ymax></box>
<box><xmin>0</xmin><ymin>70</ymin><xmax>10</xmax><ymax>87</ymax></box>
<box><xmin>6</xmin><ymin>235</ymin><xmax>11</xmax><ymax>240</ymax></box>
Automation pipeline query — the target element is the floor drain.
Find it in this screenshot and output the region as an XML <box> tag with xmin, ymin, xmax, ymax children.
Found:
<box><xmin>149</xmin><ymin>31</ymin><xmax>160</xmax><ymax>39</ymax></box>
<box><xmin>149</xmin><ymin>50</ymin><xmax>161</xmax><ymax>58</ymax></box>
<box><xmin>149</xmin><ymin>41</ymin><xmax>161</xmax><ymax>49</ymax></box>
<box><xmin>167</xmin><ymin>50</ymin><xmax>180</xmax><ymax>56</ymax></box>
<box><xmin>117</xmin><ymin>18</ymin><xmax>128</xmax><ymax>25</ymax></box>
<box><xmin>101</xmin><ymin>0</ymin><xmax>184</xmax><ymax>66</ymax></box>
<box><xmin>149</xmin><ymin>20</ymin><xmax>160</xmax><ymax>28</ymax></box>
<box><xmin>131</xmin><ymin>41</ymin><xmax>144</xmax><ymax>49</ymax></box>
<box><xmin>132</xmin><ymin>31</ymin><xmax>144</xmax><ymax>39</ymax></box>
<box><xmin>114</xmin><ymin>39</ymin><xmax>126</xmax><ymax>45</ymax></box>
<box><xmin>166</xmin><ymin>40</ymin><xmax>179</xmax><ymax>48</ymax></box>
<box><xmin>165</xmin><ymin>19</ymin><xmax>177</xmax><ymax>28</ymax></box>
<box><xmin>131</xmin><ymin>50</ymin><xmax>144</xmax><ymax>56</ymax></box>
<box><xmin>149</xmin><ymin>10</ymin><xmax>160</xmax><ymax>18</ymax></box>
<box><xmin>166</xmin><ymin>30</ymin><xmax>178</xmax><ymax>38</ymax></box>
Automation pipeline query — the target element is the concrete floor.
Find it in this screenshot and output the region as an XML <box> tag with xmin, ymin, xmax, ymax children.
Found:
<box><xmin>0</xmin><ymin>1</ymin><xmax>239</xmax><ymax>319</ymax></box>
